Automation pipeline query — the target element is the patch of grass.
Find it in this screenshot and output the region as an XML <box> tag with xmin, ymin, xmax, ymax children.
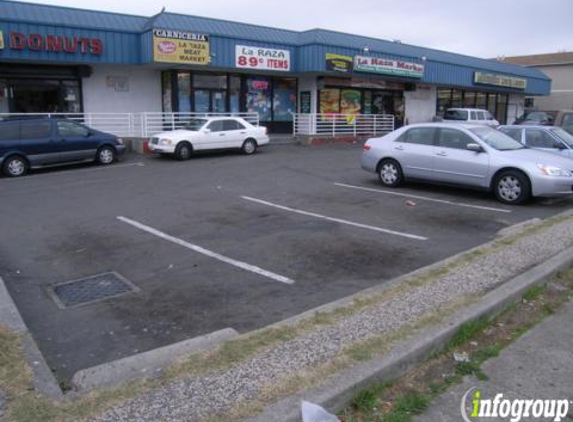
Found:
<box><xmin>522</xmin><ymin>284</ymin><xmax>544</xmax><ymax>301</ymax></box>
<box><xmin>446</xmin><ymin>317</ymin><xmax>490</xmax><ymax>350</ymax></box>
<box><xmin>382</xmin><ymin>391</ymin><xmax>429</xmax><ymax>422</ymax></box>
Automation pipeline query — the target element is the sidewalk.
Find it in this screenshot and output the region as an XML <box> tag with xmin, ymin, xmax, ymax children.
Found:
<box><xmin>415</xmin><ymin>300</ymin><xmax>573</xmax><ymax>422</ymax></box>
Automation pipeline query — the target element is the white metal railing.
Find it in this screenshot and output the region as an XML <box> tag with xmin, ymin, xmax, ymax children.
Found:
<box><xmin>141</xmin><ymin>112</ymin><xmax>259</xmax><ymax>137</ymax></box>
<box><xmin>0</xmin><ymin>112</ymin><xmax>260</xmax><ymax>138</ymax></box>
<box><xmin>0</xmin><ymin>113</ymin><xmax>135</xmax><ymax>137</ymax></box>
<box><xmin>293</xmin><ymin>113</ymin><xmax>394</xmax><ymax>137</ymax></box>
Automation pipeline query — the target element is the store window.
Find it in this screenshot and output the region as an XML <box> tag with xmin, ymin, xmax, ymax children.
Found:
<box><xmin>177</xmin><ymin>73</ymin><xmax>191</xmax><ymax>113</ymax></box>
<box><xmin>162</xmin><ymin>72</ymin><xmax>172</xmax><ymax>113</ymax></box>
<box><xmin>437</xmin><ymin>89</ymin><xmax>452</xmax><ymax>115</ymax></box>
<box><xmin>273</xmin><ymin>78</ymin><xmax>297</xmax><ymax>121</ymax></box>
<box><xmin>451</xmin><ymin>90</ymin><xmax>463</xmax><ymax>108</ymax></box>
<box><xmin>463</xmin><ymin>92</ymin><xmax>476</xmax><ymax>108</ymax></box>
<box><xmin>246</xmin><ymin>77</ymin><xmax>272</xmax><ymax>121</ymax></box>
<box><xmin>229</xmin><ymin>76</ymin><xmax>241</xmax><ymax>113</ymax></box>
<box><xmin>496</xmin><ymin>94</ymin><xmax>508</xmax><ymax>124</ymax></box>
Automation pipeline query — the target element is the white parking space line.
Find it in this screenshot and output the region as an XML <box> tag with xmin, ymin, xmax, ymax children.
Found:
<box><xmin>334</xmin><ymin>183</ymin><xmax>512</xmax><ymax>214</ymax></box>
<box><xmin>117</xmin><ymin>216</ymin><xmax>295</xmax><ymax>285</ymax></box>
<box><xmin>241</xmin><ymin>196</ymin><xmax>428</xmax><ymax>241</ymax></box>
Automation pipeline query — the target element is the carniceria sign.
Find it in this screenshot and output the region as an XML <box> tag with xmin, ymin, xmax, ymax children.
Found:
<box><xmin>152</xmin><ymin>28</ymin><xmax>210</xmax><ymax>65</ymax></box>
<box><xmin>354</xmin><ymin>56</ymin><xmax>424</xmax><ymax>78</ymax></box>
<box><xmin>235</xmin><ymin>45</ymin><xmax>290</xmax><ymax>71</ymax></box>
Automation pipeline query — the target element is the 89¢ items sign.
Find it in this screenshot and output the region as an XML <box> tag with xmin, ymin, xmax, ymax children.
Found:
<box><xmin>235</xmin><ymin>45</ymin><xmax>290</xmax><ymax>71</ymax></box>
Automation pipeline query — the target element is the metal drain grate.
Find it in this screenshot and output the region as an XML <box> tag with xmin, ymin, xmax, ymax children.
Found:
<box><xmin>48</xmin><ymin>272</ymin><xmax>140</xmax><ymax>309</ymax></box>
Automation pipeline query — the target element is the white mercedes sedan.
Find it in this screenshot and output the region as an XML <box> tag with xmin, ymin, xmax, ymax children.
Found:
<box><xmin>148</xmin><ymin>117</ymin><xmax>269</xmax><ymax>160</ymax></box>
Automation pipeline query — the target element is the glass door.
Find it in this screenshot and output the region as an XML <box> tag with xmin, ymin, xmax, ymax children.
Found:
<box><xmin>194</xmin><ymin>90</ymin><xmax>210</xmax><ymax>113</ymax></box>
<box><xmin>212</xmin><ymin>90</ymin><xmax>227</xmax><ymax>113</ymax></box>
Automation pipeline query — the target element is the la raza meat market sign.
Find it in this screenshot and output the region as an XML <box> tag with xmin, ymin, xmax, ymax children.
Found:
<box><xmin>153</xmin><ymin>28</ymin><xmax>210</xmax><ymax>65</ymax></box>
<box><xmin>235</xmin><ymin>45</ymin><xmax>290</xmax><ymax>71</ymax></box>
<box><xmin>354</xmin><ymin>56</ymin><xmax>424</xmax><ymax>78</ymax></box>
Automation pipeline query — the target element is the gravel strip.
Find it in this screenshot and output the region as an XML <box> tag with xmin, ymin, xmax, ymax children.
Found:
<box><xmin>86</xmin><ymin>219</ymin><xmax>573</xmax><ymax>422</ymax></box>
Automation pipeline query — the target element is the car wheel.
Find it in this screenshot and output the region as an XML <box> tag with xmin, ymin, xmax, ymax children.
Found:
<box><xmin>175</xmin><ymin>142</ymin><xmax>192</xmax><ymax>160</ymax></box>
<box><xmin>3</xmin><ymin>155</ymin><xmax>28</xmax><ymax>177</ymax></box>
<box><xmin>242</xmin><ymin>139</ymin><xmax>257</xmax><ymax>155</ymax></box>
<box><xmin>97</xmin><ymin>146</ymin><xmax>116</xmax><ymax>165</ymax></box>
<box><xmin>378</xmin><ymin>159</ymin><xmax>403</xmax><ymax>187</ymax></box>
<box><xmin>494</xmin><ymin>170</ymin><xmax>531</xmax><ymax>205</ymax></box>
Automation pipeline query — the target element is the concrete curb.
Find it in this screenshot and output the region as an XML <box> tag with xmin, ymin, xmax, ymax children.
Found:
<box><xmin>0</xmin><ymin>277</ymin><xmax>63</xmax><ymax>399</ymax></box>
<box><xmin>245</xmin><ymin>244</ymin><xmax>573</xmax><ymax>422</ymax></box>
<box><xmin>71</xmin><ymin>328</ymin><xmax>239</xmax><ymax>392</ymax></box>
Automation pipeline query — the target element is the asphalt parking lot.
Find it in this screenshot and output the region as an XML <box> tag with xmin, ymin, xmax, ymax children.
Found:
<box><xmin>1</xmin><ymin>143</ymin><xmax>572</xmax><ymax>382</ymax></box>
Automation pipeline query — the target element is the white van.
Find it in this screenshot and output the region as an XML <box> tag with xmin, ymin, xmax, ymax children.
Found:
<box><xmin>442</xmin><ymin>108</ymin><xmax>500</xmax><ymax>127</ymax></box>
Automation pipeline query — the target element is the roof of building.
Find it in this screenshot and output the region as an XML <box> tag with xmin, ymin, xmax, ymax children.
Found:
<box><xmin>0</xmin><ymin>0</ymin><xmax>550</xmax><ymax>81</ymax></box>
<box><xmin>501</xmin><ymin>52</ymin><xmax>573</xmax><ymax>67</ymax></box>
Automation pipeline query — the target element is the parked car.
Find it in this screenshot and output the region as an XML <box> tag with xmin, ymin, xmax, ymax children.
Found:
<box><xmin>361</xmin><ymin>123</ymin><xmax>573</xmax><ymax>205</ymax></box>
<box><xmin>512</xmin><ymin>110</ymin><xmax>573</xmax><ymax>134</ymax></box>
<box><xmin>513</xmin><ymin>111</ymin><xmax>555</xmax><ymax>126</ymax></box>
<box><xmin>498</xmin><ymin>125</ymin><xmax>573</xmax><ymax>159</ymax></box>
<box><xmin>148</xmin><ymin>117</ymin><xmax>269</xmax><ymax>159</ymax></box>
<box><xmin>0</xmin><ymin>117</ymin><xmax>125</xmax><ymax>177</ymax></box>
<box><xmin>553</xmin><ymin>110</ymin><xmax>573</xmax><ymax>135</ymax></box>
<box><xmin>441</xmin><ymin>108</ymin><xmax>499</xmax><ymax>127</ymax></box>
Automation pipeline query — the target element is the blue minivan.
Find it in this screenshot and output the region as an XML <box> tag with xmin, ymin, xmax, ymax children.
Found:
<box><xmin>0</xmin><ymin>118</ymin><xmax>125</xmax><ymax>177</ymax></box>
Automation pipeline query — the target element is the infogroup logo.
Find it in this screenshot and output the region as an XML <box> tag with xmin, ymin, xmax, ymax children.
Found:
<box><xmin>461</xmin><ymin>387</ymin><xmax>570</xmax><ymax>422</ymax></box>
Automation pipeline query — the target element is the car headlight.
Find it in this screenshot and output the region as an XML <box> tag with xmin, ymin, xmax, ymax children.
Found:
<box><xmin>537</xmin><ymin>164</ymin><xmax>573</xmax><ymax>177</ymax></box>
<box><xmin>159</xmin><ymin>139</ymin><xmax>173</xmax><ymax>146</ymax></box>
<box><xmin>116</xmin><ymin>138</ymin><xmax>124</xmax><ymax>145</ymax></box>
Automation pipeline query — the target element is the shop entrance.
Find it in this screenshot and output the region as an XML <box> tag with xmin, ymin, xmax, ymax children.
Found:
<box><xmin>0</xmin><ymin>78</ymin><xmax>82</xmax><ymax>114</ymax></box>
<box><xmin>194</xmin><ymin>90</ymin><xmax>227</xmax><ymax>113</ymax></box>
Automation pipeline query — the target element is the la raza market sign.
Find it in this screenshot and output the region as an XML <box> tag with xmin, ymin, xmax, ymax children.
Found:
<box><xmin>153</xmin><ymin>28</ymin><xmax>210</xmax><ymax>65</ymax></box>
<box><xmin>474</xmin><ymin>72</ymin><xmax>527</xmax><ymax>90</ymax></box>
<box><xmin>354</xmin><ymin>56</ymin><xmax>424</xmax><ymax>78</ymax></box>
<box><xmin>235</xmin><ymin>45</ymin><xmax>290</xmax><ymax>71</ymax></box>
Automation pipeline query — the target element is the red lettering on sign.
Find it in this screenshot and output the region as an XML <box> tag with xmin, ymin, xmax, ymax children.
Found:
<box><xmin>9</xmin><ymin>32</ymin><xmax>26</xmax><ymax>50</ymax></box>
<box><xmin>62</xmin><ymin>36</ymin><xmax>77</xmax><ymax>53</ymax></box>
<box><xmin>90</xmin><ymin>38</ymin><xmax>103</xmax><ymax>54</ymax></box>
<box><xmin>46</xmin><ymin>35</ymin><xmax>61</xmax><ymax>52</ymax></box>
<box><xmin>28</xmin><ymin>34</ymin><xmax>43</xmax><ymax>51</ymax></box>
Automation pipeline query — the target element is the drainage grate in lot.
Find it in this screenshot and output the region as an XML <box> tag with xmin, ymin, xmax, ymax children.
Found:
<box><xmin>48</xmin><ymin>272</ymin><xmax>140</xmax><ymax>309</ymax></box>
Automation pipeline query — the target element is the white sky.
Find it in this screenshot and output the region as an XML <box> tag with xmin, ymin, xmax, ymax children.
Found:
<box><xmin>16</xmin><ymin>0</ymin><xmax>573</xmax><ymax>58</ymax></box>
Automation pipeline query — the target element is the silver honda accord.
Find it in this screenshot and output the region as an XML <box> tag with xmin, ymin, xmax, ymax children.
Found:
<box><xmin>361</xmin><ymin>123</ymin><xmax>573</xmax><ymax>205</ymax></box>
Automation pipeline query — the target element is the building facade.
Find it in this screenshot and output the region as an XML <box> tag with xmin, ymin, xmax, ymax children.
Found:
<box><xmin>0</xmin><ymin>0</ymin><xmax>551</xmax><ymax>132</ymax></box>
<box><xmin>502</xmin><ymin>52</ymin><xmax>573</xmax><ymax>112</ymax></box>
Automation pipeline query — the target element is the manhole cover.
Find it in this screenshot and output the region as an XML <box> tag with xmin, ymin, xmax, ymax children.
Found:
<box><xmin>48</xmin><ymin>272</ymin><xmax>140</xmax><ymax>309</ymax></box>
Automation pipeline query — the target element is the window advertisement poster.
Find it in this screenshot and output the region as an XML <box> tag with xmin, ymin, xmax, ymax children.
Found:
<box><xmin>236</xmin><ymin>45</ymin><xmax>290</xmax><ymax>71</ymax></box>
<box><xmin>153</xmin><ymin>28</ymin><xmax>210</xmax><ymax>65</ymax></box>
<box><xmin>340</xmin><ymin>89</ymin><xmax>362</xmax><ymax>114</ymax></box>
<box><xmin>354</xmin><ymin>56</ymin><xmax>424</xmax><ymax>78</ymax></box>
<box><xmin>246</xmin><ymin>77</ymin><xmax>272</xmax><ymax>121</ymax></box>
<box><xmin>325</xmin><ymin>53</ymin><xmax>353</xmax><ymax>73</ymax></box>
<box><xmin>300</xmin><ymin>91</ymin><xmax>311</xmax><ymax>114</ymax></box>
<box><xmin>319</xmin><ymin>88</ymin><xmax>341</xmax><ymax>114</ymax></box>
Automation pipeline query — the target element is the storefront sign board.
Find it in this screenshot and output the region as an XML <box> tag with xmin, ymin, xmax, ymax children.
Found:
<box><xmin>153</xmin><ymin>28</ymin><xmax>210</xmax><ymax>65</ymax></box>
<box><xmin>325</xmin><ymin>53</ymin><xmax>353</xmax><ymax>73</ymax></box>
<box><xmin>354</xmin><ymin>56</ymin><xmax>424</xmax><ymax>78</ymax></box>
<box><xmin>235</xmin><ymin>45</ymin><xmax>290</xmax><ymax>71</ymax></box>
<box><xmin>474</xmin><ymin>72</ymin><xmax>527</xmax><ymax>90</ymax></box>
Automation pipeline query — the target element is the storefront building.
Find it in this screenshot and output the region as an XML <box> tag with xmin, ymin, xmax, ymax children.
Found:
<box><xmin>0</xmin><ymin>1</ymin><xmax>551</xmax><ymax>132</ymax></box>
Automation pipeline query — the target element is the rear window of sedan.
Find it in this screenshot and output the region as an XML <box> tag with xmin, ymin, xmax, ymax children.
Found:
<box><xmin>398</xmin><ymin>127</ymin><xmax>436</xmax><ymax>146</ymax></box>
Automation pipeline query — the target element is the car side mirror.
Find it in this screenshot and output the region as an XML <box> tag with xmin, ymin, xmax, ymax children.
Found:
<box><xmin>84</xmin><ymin>130</ymin><xmax>92</xmax><ymax>137</ymax></box>
<box><xmin>467</xmin><ymin>143</ymin><xmax>483</xmax><ymax>153</ymax></box>
<box><xmin>554</xmin><ymin>142</ymin><xmax>566</xmax><ymax>150</ymax></box>
<box><xmin>203</xmin><ymin>128</ymin><xmax>211</xmax><ymax>133</ymax></box>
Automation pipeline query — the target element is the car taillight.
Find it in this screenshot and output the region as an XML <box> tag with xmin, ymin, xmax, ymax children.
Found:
<box><xmin>363</xmin><ymin>144</ymin><xmax>371</xmax><ymax>151</ymax></box>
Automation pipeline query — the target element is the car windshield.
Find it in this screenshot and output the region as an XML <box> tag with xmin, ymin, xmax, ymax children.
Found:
<box><xmin>469</xmin><ymin>127</ymin><xmax>526</xmax><ymax>151</ymax></box>
<box><xmin>550</xmin><ymin>128</ymin><xmax>573</xmax><ymax>147</ymax></box>
<box><xmin>444</xmin><ymin>110</ymin><xmax>468</xmax><ymax>121</ymax></box>
<box><xmin>184</xmin><ymin>119</ymin><xmax>208</xmax><ymax>131</ymax></box>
